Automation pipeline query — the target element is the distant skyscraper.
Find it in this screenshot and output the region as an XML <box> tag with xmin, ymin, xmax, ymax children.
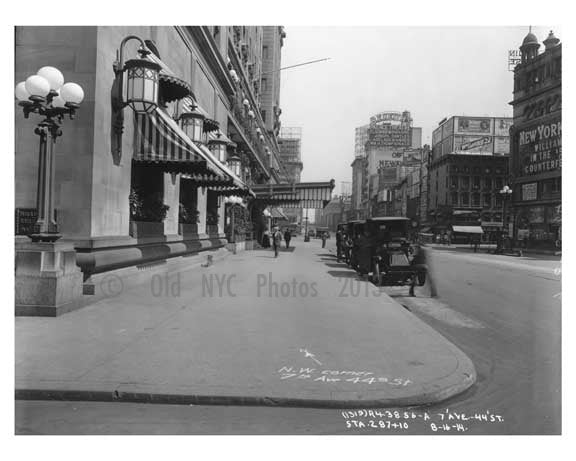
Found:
<box><xmin>278</xmin><ymin>127</ymin><xmax>303</xmax><ymax>183</ymax></box>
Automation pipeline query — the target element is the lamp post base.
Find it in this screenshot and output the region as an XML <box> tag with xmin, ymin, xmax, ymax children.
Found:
<box><xmin>15</xmin><ymin>240</ymin><xmax>83</xmax><ymax>317</ymax></box>
<box><xmin>29</xmin><ymin>232</ymin><xmax>62</xmax><ymax>243</ymax></box>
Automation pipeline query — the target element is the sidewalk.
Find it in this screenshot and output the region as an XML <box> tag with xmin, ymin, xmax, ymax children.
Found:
<box><xmin>16</xmin><ymin>237</ymin><xmax>476</xmax><ymax>409</ymax></box>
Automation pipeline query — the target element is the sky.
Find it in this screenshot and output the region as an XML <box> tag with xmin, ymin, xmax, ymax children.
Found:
<box><xmin>279</xmin><ymin>26</ymin><xmax>555</xmax><ymax>193</ymax></box>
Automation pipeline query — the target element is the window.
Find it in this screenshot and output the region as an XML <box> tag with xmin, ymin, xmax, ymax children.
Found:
<box><xmin>262</xmin><ymin>45</ymin><xmax>269</xmax><ymax>59</ymax></box>
<box><xmin>473</xmin><ymin>176</ymin><xmax>480</xmax><ymax>189</ymax></box>
<box><xmin>261</xmin><ymin>110</ymin><xmax>266</xmax><ymax>124</ymax></box>
<box><xmin>261</xmin><ymin>78</ymin><xmax>268</xmax><ymax>92</ymax></box>
<box><xmin>483</xmin><ymin>193</ymin><xmax>492</xmax><ymax>207</ymax></box>
<box><xmin>461</xmin><ymin>193</ymin><xmax>469</xmax><ymax>206</ymax></box>
<box><xmin>451</xmin><ymin>192</ymin><xmax>459</xmax><ymax>206</ymax></box>
<box><xmin>495</xmin><ymin>194</ymin><xmax>503</xmax><ymax>207</ymax></box>
<box><xmin>472</xmin><ymin>193</ymin><xmax>480</xmax><ymax>207</ymax></box>
<box><xmin>495</xmin><ymin>177</ymin><xmax>503</xmax><ymax>190</ymax></box>
<box><xmin>461</xmin><ymin>176</ymin><xmax>470</xmax><ymax>190</ymax></box>
<box><xmin>484</xmin><ymin>177</ymin><xmax>492</xmax><ymax>189</ymax></box>
<box><xmin>451</xmin><ymin>176</ymin><xmax>458</xmax><ymax>188</ymax></box>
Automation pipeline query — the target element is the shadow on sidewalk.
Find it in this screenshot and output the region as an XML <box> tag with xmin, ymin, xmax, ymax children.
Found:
<box><xmin>327</xmin><ymin>270</ymin><xmax>359</xmax><ymax>279</ymax></box>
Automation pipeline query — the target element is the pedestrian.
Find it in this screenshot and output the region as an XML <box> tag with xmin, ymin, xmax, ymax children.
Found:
<box><xmin>321</xmin><ymin>231</ymin><xmax>327</xmax><ymax>248</ymax></box>
<box><xmin>336</xmin><ymin>229</ymin><xmax>343</xmax><ymax>261</ymax></box>
<box><xmin>272</xmin><ymin>227</ymin><xmax>283</xmax><ymax>257</ymax></box>
<box><xmin>284</xmin><ymin>229</ymin><xmax>292</xmax><ymax>249</ymax></box>
<box><xmin>262</xmin><ymin>230</ymin><xmax>270</xmax><ymax>248</ymax></box>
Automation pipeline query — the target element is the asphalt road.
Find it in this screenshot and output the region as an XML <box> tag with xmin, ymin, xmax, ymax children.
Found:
<box><xmin>15</xmin><ymin>242</ymin><xmax>561</xmax><ymax>435</ymax></box>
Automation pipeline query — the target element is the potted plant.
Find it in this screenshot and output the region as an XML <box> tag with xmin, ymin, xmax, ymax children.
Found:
<box><xmin>129</xmin><ymin>189</ymin><xmax>170</xmax><ymax>237</ymax></box>
<box><xmin>179</xmin><ymin>203</ymin><xmax>200</xmax><ymax>235</ymax></box>
<box><xmin>206</xmin><ymin>211</ymin><xmax>220</xmax><ymax>234</ymax></box>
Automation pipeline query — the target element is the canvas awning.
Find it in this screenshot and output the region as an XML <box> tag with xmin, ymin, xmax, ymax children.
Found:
<box><xmin>251</xmin><ymin>180</ymin><xmax>336</xmax><ymax>209</ymax></box>
<box><xmin>452</xmin><ymin>226</ymin><xmax>484</xmax><ymax>234</ymax></box>
<box><xmin>133</xmin><ymin>109</ymin><xmax>217</xmax><ymax>175</ymax></box>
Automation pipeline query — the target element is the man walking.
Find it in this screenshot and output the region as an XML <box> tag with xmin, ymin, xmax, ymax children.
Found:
<box><xmin>272</xmin><ymin>227</ymin><xmax>283</xmax><ymax>257</ymax></box>
<box><xmin>283</xmin><ymin>229</ymin><xmax>292</xmax><ymax>249</ymax></box>
<box><xmin>321</xmin><ymin>231</ymin><xmax>328</xmax><ymax>249</ymax></box>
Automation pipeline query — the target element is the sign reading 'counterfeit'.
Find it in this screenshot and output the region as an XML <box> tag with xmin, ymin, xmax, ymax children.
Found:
<box><xmin>518</xmin><ymin>120</ymin><xmax>562</xmax><ymax>175</ymax></box>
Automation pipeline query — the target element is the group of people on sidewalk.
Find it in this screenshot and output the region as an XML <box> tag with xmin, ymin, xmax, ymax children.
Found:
<box><xmin>261</xmin><ymin>227</ymin><xmax>330</xmax><ymax>257</ymax></box>
<box><xmin>262</xmin><ymin>227</ymin><xmax>292</xmax><ymax>257</ymax></box>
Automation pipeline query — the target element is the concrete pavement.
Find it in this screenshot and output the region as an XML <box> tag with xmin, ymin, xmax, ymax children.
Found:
<box><xmin>16</xmin><ymin>236</ymin><xmax>476</xmax><ymax>408</ymax></box>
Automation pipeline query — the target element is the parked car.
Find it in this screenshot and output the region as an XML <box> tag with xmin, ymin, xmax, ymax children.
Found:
<box><xmin>315</xmin><ymin>227</ymin><xmax>330</xmax><ymax>239</ymax></box>
<box><xmin>353</xmin><ymin>217</ymin><xmax>426</xmax><ymax>287</ymax></box>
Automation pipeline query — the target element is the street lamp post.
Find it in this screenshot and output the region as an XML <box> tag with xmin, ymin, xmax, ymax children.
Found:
<box><xmin>15</xmin><ymin>66</ymin><xmax>85</xmax><ymax>316</ymax></box>
<box><xmin>15</xmin><ymin>67</ymin><xmax>84</xmax><ymax>242</ymax></box>
<box><xmin>499</xmin><ymin>185</ymin><xmax>513</xmax><ymax>252</ymax></box>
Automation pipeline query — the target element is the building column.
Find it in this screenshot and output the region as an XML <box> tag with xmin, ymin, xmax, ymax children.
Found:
<box><xmin>197</xmin><ymin>187</ymin><xmax>207</xmax><ymax>236</ymax></box>
<box><xmin>163</xmin><ymin>172</ymin><xmax>180</xmax><ymax>236</ymax></box>
<box><xmin>218</xmin><ymin>196</ymin><xmax>226</xmax><ymax>236</ymax></box>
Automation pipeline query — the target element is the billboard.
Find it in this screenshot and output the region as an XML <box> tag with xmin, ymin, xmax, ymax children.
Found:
<box><xmin>370</xmin><ymin>112</ymin><xmax>406</xmax><ymax>126</ymax></box>
<box><xmin>517</xmin><ymin>118</ymin><xmax>562</xmax><ymax>176</ymax></box>
<box><xmin>456</xmin><ymin>117</ymin><xmax>493</xmax><ymax>134</ymax></box>
<box><xmin>367</xmin><ymin>125</ymin><xmax>411</xmax><ymax>147</ymax></box>
<box><xmin>453</xmin><ymin>135</ymin><xmax>494</xmax><ymax>155</ymax></box>
<box><xmin>494</xmin><ymin>136</ymin><xmax>510</xmax><ymax>155</ymax></box>
<box><xmin>494</xmin><ymin>118</ymin><xmax>513</xmax><ymax>136</ymax></box>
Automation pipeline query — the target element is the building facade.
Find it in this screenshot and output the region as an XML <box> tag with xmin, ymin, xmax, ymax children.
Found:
<box><xmin>509</xmin><ymin>30</ymin><xmax>562</xmax><ymax>249</ymax></box>
<box><xmin>15</xmin><ymin>26</ymin><xmax>285</xmax><ymax>295</ymax></box>
<box><xmin>350</xmin><ymin>111</ymin><xmax>422</xmax><ymax>218</ymax></box>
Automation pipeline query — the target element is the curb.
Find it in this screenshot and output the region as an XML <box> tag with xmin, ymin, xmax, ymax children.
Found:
<box><xmin>15</xmin><ymin>371</ymin><xmax>476</xmax><ymax>409</ymax></box>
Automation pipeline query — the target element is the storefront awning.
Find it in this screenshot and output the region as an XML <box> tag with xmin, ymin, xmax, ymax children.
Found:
<box><xmin>133</xmin><ymin>109</ymin><xmax>210</xmax><ymax>171</ymax></box>
<box><xmin>251</xmin><ymin>180</ymin><xmax>335</xmax><ymax>209</ymax></box>
<box><xmin>148</xmin><ymin>53</ymin><xmax>192</xmax><ymax>103</ymax></box>
<box><xmin>452</xmin><ymin>226</ymin><xmax>484</xmax><ymax>234</ymax></box>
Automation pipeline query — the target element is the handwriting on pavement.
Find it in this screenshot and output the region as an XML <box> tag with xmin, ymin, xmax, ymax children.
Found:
<box><xmin>276</xmin><ymin>366</ymin><xmax>412</xmax><ymax>387</ymax></box>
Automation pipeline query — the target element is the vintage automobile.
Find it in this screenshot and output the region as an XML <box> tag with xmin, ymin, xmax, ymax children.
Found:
<box><xmin>354</xmin><ymin>217</ymin><xmax>426</xmax><ymax>287</ymax></box>
<box><xmin>346</xmin><ymin>220</ymin><xmax>366</xmax><ymax>270</ymax></box>
<box><xmin>315</xmin><ymin>227</ymin><xmax>330</xmax><ymax>239</ymax></box>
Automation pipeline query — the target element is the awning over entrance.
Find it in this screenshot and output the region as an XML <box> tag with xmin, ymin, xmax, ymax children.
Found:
<box><xmin>133</xmin><ymin>109</ymin><xmax>212</xmax><ymax>172</ymax></box>
<box><xmin>452</xmin><ymin>226</ymin><xmax>484</xmax><ymax>234</ymax></box>
<box><xmin>251</xmin><ymin>180</ymin><xmax>335</xmax><ymax>209</ymax></box>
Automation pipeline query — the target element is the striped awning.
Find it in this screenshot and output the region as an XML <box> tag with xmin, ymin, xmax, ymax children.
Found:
<box><xmin>251</xmin><ymin>180</ymin><xmax>335</xmax><ymax>209</ymax></box>
<box><xmin>133</xmin><ymin>109</ymin><xmax>227</xmax><ymax>180</ymax></box>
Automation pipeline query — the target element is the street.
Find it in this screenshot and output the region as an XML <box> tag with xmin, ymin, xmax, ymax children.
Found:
<box><xmin>15</xmin><ymin>237</ymin><xmax>561</xmax><ymax>435</ymax></box>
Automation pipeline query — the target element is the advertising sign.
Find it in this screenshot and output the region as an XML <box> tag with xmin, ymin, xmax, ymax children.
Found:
<box><xmin>508</xmin><ymin>49</ymin><xmax>522</xmax><ymax>71</ymax></box>
<box><xmin>453</xmin><ymin>135</ymin><xmax>494</xmax><ymax>155</ymax></box>
<box><xmin>367</xmin><ymin>125</ymin><xmax>411</xmax><ymax>147</ymax></box>
<box><xmin>494</xmin><ymin>136</ymin><xmax>510</xmax><ymax>154</ymax></box>
<box><xmin>517</xmin><ymin>119</ymin><xmax>562</xmax><ymax>176</ymax></box>
<box><xmin>456</xmin><ymin>117</ymin><xmax>493</xmax><ymax>134</ymax></box>
<box><xmin>522</xmin><ymin>183</ymin><xmax>537</xmax><ymax>201</ymax></box>
<box><xmin>494</xmin><ymin>118</ymin><xmax>513</xmax><ymax>136</ymax></box>
<box><xmin>370</xmin><ymin>112</ymin><xmax>405</xmax><ymax>126</ymax></box>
